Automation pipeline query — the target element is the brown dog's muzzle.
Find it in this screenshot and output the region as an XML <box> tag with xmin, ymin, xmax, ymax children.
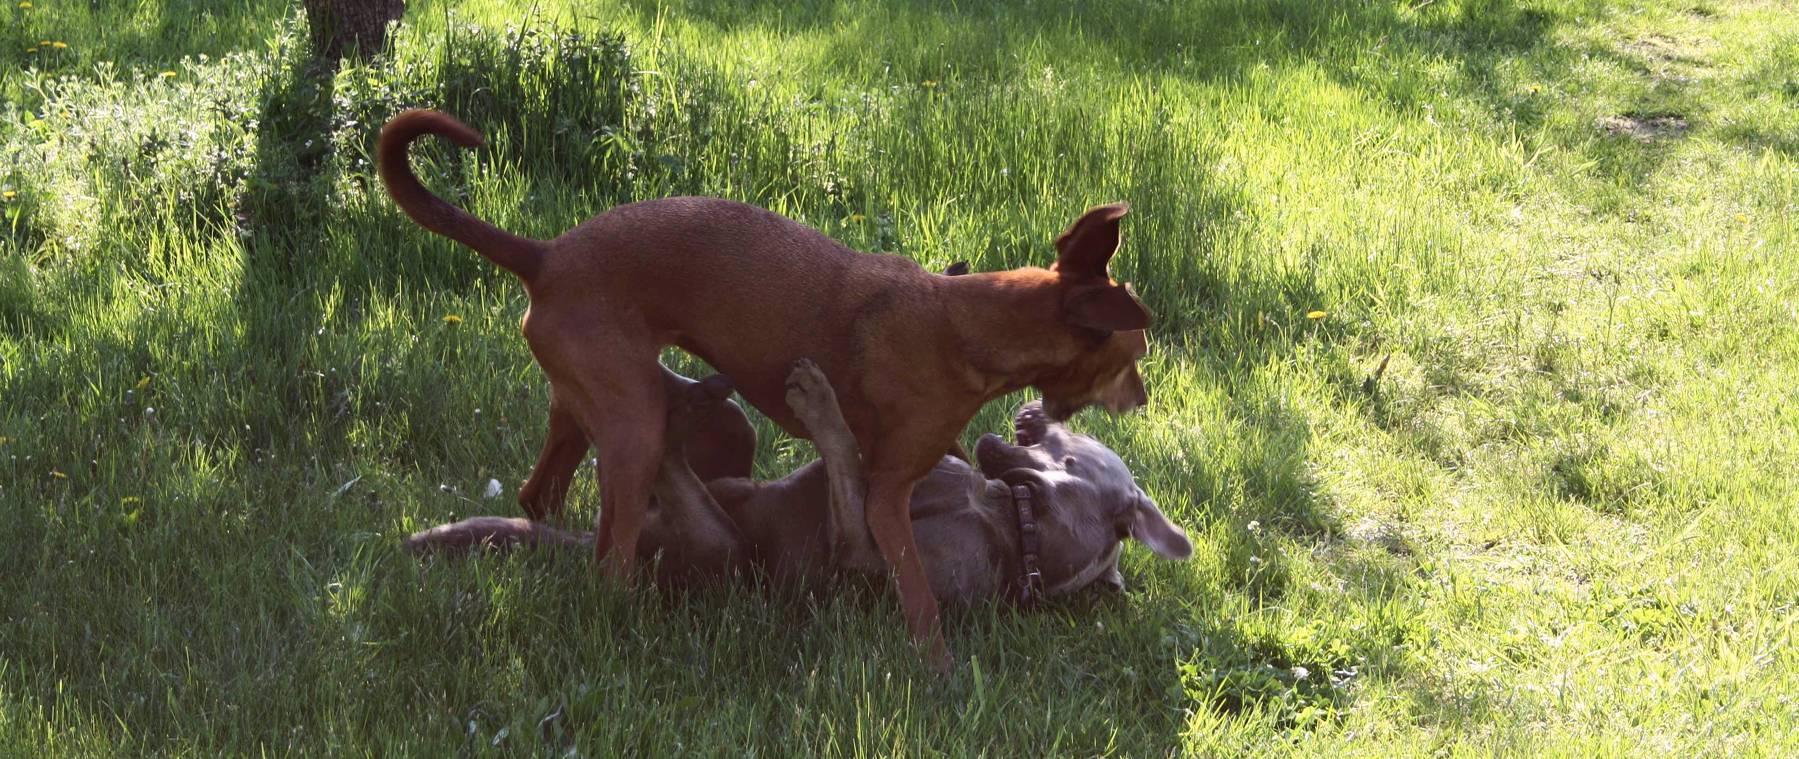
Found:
<box><xmin>1043</xmin><ymin>368</ymin><xmax>1147</xmax><ymax>420</ymax></box>
<box><xmin>1103</xmin><ymin>370</ymin><xmax>1149</xmax><ymax>414</ymax></box>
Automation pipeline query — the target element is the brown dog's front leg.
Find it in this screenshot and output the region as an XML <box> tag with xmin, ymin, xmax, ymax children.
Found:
<box><xmin>864</xmin><ymin>462</ymin><xmax>950</xmax><ymax>673</ymax></box>
<box><xmin>519</xmin><ymin>400</ymin><xmax>588</xmax><ymax>521</ymax></box>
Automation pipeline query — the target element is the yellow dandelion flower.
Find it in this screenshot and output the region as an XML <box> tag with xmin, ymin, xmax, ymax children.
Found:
<box><xmin>51</xmin><ymin>469</ymin><xmax>67</xmax><ymax>479</ymax></box>
<box><xmin>159</xmin><ymin>71</ymin><xmax>176</xmax><ymax>79</ymax></box>
<box><xmin>442</xmin><ymin>314</ymin><xmax>463</xmax><ymax>325</ymax></box>
<box><xmin>135</xmin><ymin>375</ymin><xmax>152</xmax><ymax>390</ymax></box>
<box><xmin>52</xmin><ymin>41</ymin><xmax>67</xmax><ymax>49</ymax></box>
<box><xmin>1306</xmin><ymin>310</ymin><xmax>1327</xmax><ymax>320</ymax></box>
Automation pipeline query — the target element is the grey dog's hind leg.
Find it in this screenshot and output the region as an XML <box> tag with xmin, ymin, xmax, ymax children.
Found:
<box><xmin>643</xmin><ymin>377</ymin><xmax>747</xmax><ymax>579</ymax></box>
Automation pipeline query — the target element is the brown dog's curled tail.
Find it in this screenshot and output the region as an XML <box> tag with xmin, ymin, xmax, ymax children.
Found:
<box><xmin>378</xmin><ymin>109</ymin><xmax>545</xmax><ymax>281</ymax></box>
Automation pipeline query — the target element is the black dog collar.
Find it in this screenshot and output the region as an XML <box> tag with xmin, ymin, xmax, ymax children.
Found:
<box><xmin>1010</xmin><ymin>481</ymin><xmax>1045</xmax><ymax>608</ymax></box>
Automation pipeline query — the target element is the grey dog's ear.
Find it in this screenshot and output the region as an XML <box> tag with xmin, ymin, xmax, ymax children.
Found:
<box><xmin>694</xmin><ymin>373</ymin><xmax>735</xmax><ymax>403</ymax></box>
<box><xmin>1130</xmin><ymin>494</ymin><xmax>1192</xmax><ymax>559</ymax></box>
<box><xmin>1098</xmin><ymin>562</ymin><xmax>1126</xmax><ymax>592</ymax></box>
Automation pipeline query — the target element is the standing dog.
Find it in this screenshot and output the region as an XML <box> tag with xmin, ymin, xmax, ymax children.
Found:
<box><xmin>379</xmin><ymin>109</ymin><xmax>1154</xmax><ymax>666</ymax></box>
<box><xmin>407</xmin><ymin>362</ymin><xmax>1193</xmax><ymax>602</ymax></box>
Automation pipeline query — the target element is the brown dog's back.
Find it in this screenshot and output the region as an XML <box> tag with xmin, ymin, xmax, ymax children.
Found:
<box><xmin>537</xmin><ymin>196</ymin><xmax>945</xmax><ymax>437</ymax></box>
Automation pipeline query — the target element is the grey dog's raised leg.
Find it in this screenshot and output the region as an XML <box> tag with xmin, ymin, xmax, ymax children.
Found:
<box><xmin>644</xmin><ymin>382</ymin><xmax>746</xmax><ymax>577</ymax></box>
<box><xmin>784</xmin><ymin>359</ymin><xmax>882</xmax><ymax>574</ymax></box>
<box><xmin>650</xmin><ymin>453</ymin><xmax>741</xmax><ymax>560</ymax></box>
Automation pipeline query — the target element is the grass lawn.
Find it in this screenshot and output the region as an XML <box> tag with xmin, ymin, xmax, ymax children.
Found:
<box><xmin>3</xmin><ymin>0</ymin><xmax>1796</xmax><ymax>754</ymax></box>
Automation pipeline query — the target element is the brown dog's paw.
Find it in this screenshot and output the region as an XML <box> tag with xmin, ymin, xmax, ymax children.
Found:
<box><xmin>784</xmin><ymin>358</ymin><xmax>838</xmax><ymax>424</ymax></box>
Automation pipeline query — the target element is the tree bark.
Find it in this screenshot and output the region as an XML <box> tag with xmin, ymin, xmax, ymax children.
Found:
<box><xmin>301</xmin><ymin>0</ymin><xmax>405</xmax><ymax>62</ymax></box>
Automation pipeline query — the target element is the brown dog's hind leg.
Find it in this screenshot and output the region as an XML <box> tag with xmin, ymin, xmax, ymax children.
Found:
<box><xmin>570</xmin><ymin>344</ymin><xmax>668</xmax><ymax>580</ymax></box>
<box><xmin>592</xmin><ymin>420</ymin><xmax>663</xmax><ymax>578</ymax></box>
<box><xmin>784</xmin><ymin>360</ymin><xmax>880</xmax><ymax>575</ymax></box>
<box><xmin>518</xmin><ymin>398</ymin><xmax>588</xmax><ymax>521</ymax></box>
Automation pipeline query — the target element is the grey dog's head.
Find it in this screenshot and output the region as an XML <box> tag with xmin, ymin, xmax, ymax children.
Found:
<box><xmin>974</xmin><ymin>400</ymin><xmax>1192</xmax><ymax>596</ymax></box>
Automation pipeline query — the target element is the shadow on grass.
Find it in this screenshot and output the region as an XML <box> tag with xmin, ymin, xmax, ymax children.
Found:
<box><xmin>1718</xmin><ymin>123</ymin><xmax>1799</xmax><ymax>158</ymax></box>
<box><xmin>229</xmin><ymin>46</ymin><xmax>348</xmax><ymax>453</ymax></box>
<box><xmin>627</xmin><ymin>0</ymin><xmax>1713</xmax><ymax>211</ymax></box>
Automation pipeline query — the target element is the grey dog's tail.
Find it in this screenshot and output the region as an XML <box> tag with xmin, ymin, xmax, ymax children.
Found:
<box><xmin>404</xmin><ymin>516</ymin><xmax>590</xmax><ymax>556</ymax></box>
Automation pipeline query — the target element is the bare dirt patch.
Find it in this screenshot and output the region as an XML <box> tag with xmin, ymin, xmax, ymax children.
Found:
<box><xmin>1346</xmin><ymin>517</ymin><xmax>1412</xmax><ymax>556</ymax></box>
<box><xmin>1621</xmin><ymin>32</ymin><xmax>1713</xmax><ymax>86</ymax></box>
<box><xmin>1623</xmin><ymin>33</ymin><xmax>1707</xmax><ymax>67</ymax></box>
<box><xmin>1598</xmin><ymin>113</ymin><xmax>1690</xmax><ymax>142</ymax></box>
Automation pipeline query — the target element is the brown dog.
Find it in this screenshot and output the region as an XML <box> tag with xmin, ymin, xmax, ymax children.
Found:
<box><xmin>379</xmin><ymin>109</ymin><xmax>1154</xmax><ymax>665</ymax></box>
<box><xmin>407</xmin><ymin>362</ymin><xmax>1193</xmax><ymax>603</ymax></box>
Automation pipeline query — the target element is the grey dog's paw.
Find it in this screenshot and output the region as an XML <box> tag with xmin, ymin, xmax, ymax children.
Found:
<box><xmin>784</xmin><ymin>358</ymin><xmax>836</xmax><ymax>423</ymax></box>
<box><xmin>1014</xmin><ymin>400</ymin><xmax>1049</xmax><ymax>446</ymax></box>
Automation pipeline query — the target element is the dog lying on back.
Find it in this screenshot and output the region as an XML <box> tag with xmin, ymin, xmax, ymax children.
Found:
<box><xmin>407</xmin><ymin>361</ymin><xmax>1192</xmax><ymax>603</ymax></box>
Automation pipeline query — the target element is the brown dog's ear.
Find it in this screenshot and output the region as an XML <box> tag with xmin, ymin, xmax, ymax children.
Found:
<box><xmin>942</xmin><ymin>261</ymin><xmax>970</xmax><ymax>276</ymax></box>
<box><xmin>1065</xmin><ymin>283</ymin><xmax>1153</xmax><ymax>332</ymax></box>
<box><xmin>1053</xmin><ymin>202</ymin><xmax>1130</xmax><ymax>279</ymax></box>
<box><xmin>1130</xmin><ymin>495</ymin><xmax>1192</xmax><ymax>560</ymax></box>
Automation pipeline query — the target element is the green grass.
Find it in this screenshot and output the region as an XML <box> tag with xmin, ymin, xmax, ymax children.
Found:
<box><xmin>3</xmin><ymin>0</ymin><xmax>1797</xmax><ymax>754</ymax></box>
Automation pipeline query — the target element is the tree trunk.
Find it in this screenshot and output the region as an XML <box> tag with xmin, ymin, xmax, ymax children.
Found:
<box><xmin>301</xmin><ymin>0</ymin><xmax>405</xmax><ymax>62</ymax></box>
